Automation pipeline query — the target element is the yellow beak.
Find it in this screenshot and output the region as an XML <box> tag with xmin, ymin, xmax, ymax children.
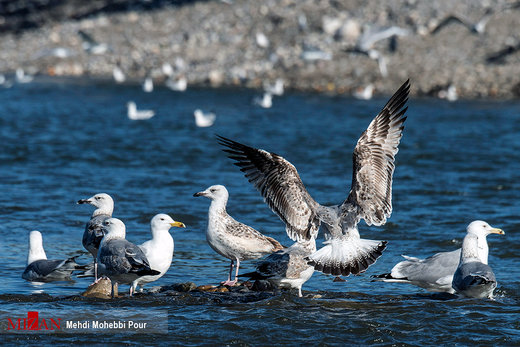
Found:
<box><xmin>490</xmin><ymin>228</ymin><xmax>505</xmax><ymax>235</ymax></box>
<box><xmin>171</xmin><ymin>221</ymin><xmax>186</xmax><ymax>228</ymax></box>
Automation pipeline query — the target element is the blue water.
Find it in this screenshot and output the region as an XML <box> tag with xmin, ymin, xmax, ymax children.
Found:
<box><xmin>0</xmin><ymin>78</ymin><xmax>519</xmax><ymax>344</ymax></box>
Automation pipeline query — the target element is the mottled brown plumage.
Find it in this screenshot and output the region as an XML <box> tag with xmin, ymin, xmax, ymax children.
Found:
<box><xmin>218</xmin><ymin>80</ymin><xmax>410</xmax><ymax>276</ymax></box>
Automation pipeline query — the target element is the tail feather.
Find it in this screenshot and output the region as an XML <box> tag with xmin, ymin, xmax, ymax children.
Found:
<box><xmin>370</xmin><ymin>272</ymin><xmax>410</xmax><ymax>283</ymax></box>
<box><xmin>307</xmin><ymin>238</ymin><xmax>387</xmax><ymax>276</ymax></box>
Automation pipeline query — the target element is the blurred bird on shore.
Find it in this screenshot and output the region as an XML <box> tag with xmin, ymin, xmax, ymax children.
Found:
<box><xmin>353</xmin><ymin>84</ymin><xmax>374</xmax><ymax>100</ymax></box>
<box><xmin>143</xmin><ymin>75</ymin><xmax>153</xmax><ymax>93</ymax></box>
<box><xmin>254</xmin><ymin>92</ymin><xmax>272</xmax><ymax>108</ymax></box>
<box><xmin>16</xmin><ymin>68</ymin><xmax>34</xmax><ymax>83</ymax></box>
<box><xmin>166</xmin><ymin>75</ymin><xmax>187</xmax><ymax>92</ymax></box>
<box><xmin>78</xmin><ymin>30</ymin><xmax>108</xmax><ymax>55</ymax></box>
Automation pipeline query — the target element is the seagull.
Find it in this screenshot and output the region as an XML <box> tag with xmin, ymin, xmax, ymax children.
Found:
<box><xmin>15</xmin><ymin>68</ymin><xmax>34</xmax><ymax>83</ymax></box>
<box><xmin>217</xmin><ymin>79</ymin><xmax>410</xmax><ymax>277</ymax></box>
<box><xmin>241</xmin><ymin>238</ymin><xmax>316</xmax><ymax>297</ymax></box>
<box><xmin>452</xmin><ymin>221</ymin><xmax>504</xmax><ymax>299</ymax></box>
<box><xmin>98</xmin><ymin>218</ymin><xmax>160</xmax><ymax>297</ymax></box>
<box><xmin>372</xmin><ymin>249</ymin><xmax>461</xmax><ymax>293</ymax></box>
<box><xmin>127</xmin><ymin>101</ymin><xmax>155</xmax><ymax>120</ymax></box>
<box><xmin>430</xmin><ymin>8</ymin><xmax>495</xmax><ymax>35</ymax></box>
<box><xmin>78</xmin><ymin>30</ymin><xmax>109</xmax><ymax>55</ymax></box>
<box><xmin>194</xmin><ymin>109</ymin><xmax>216</xmax><ymax>127</ymax></box>
<box><xmin>486</xmin><ymin>38</ymin><xmax>520</xmax><ymax>64</ymax></box>
<box><xmin>142</xmin><ymin>76</ymin><xmax>154</xmax><ymax>93</ymax></box>
<box><xmin>22</xmin><ymin>231</ymin><xmax>84</xmax><ymax>282</ymax></box>
<box><xmin>162</xmin><ymin>62</ymin><xmax>174</xmax><ymax>77</ymax></box>
<box><xmin>165</xmin><ymin>76</ymin><xmax>187</xmax><ymax>92</ymax></box>
<box><xmin>345</xmin><ymin>26</ymin><xmax>409</xmax><ymax>77</ymax></box>
<box><xmin>353</xmin><ymin>84</ymin><xmax>374</xmax><ymax>100</ymax></box>
<box><xmin>113</xmin><ymin>64</ymin><xmax>125</xmax><ymax>84</ymax></box>
<box><xmin>264</xmin><ymin>78</ymin><xmax>284</xmax><ymax>96</ymax></box>
<box><xmin>256</xmin><ymin>32</ymin><xmax>270</xmax><ymax>48</ymax></box>
<box><xmin>438</xmin><ymin>84</ymin><xmax>458</xmax><ymax>101</ymax></box>
<box><xmin>194</xmin><ymin>185</ymin><xmax>284</xmax><ymax>286</ymax></box>
<box><xmin>77</xmin><ymin>193</ymin><xmax>114</xmax><ymax>280</ymax></box>
<box><xmin>373</xmin><ymin>221</ymin><xmax>504</xmax><ymax>294</ymax></box>
<box><xmin>131</xmin><ymin>214</ymin><xmax>185</xmax><ymax>293</ymax></box>
<box><xmin>253</xmin><ymin>92</ymin><xmax>273</xmax><ymax>108</ymax></box>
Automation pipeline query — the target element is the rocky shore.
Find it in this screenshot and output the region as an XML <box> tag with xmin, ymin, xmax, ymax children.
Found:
<box><xmin>0</xmin><ymin>0</ymin><xmax>519</xmax><ymax>98</ymax></box>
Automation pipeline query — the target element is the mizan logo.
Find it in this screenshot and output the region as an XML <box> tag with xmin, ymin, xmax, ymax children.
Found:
<box><xmin>7</xmin><ymin>311</ymin><xmax>61</xmax><ymax>331</ymax></box>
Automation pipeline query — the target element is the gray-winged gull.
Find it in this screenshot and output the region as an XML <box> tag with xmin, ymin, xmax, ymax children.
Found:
<box><xmin>194</xmin><ymin>184</ymin><xmax>284</xmax><ymax>286</ymax></box>
<box><xmin>131</xmin><ymin>213</ymin><xmax>186</xmax><ymax>292</ymax></box>
<box><xmin>22</xmin><ymin>230</ymin><xmax>83</xmax><ymax>282</ymax></box>
<box><xmin>97</xmin><ymin>218</ymin><xmax>160</xmax><ymax>297</ymax></box>
<box><xmin>217</xmin><ymin>79</ymin><xmax>410</xmax><ymax>278</ymax></box>
<box><xmin>241</xmin><ymin>238</ymin><xmax>316</xmax><ymax>297</ymax></box>
<box><xmin>78</xmin><ymin>192</ymin><xmax>114</xmax><ymax>280</ymax></box>
<box><xmin>373</xmin><ymin>249</ymin><xmax>461</xmax><ymax>293</ymax></box>
<box><xmin>452</xmin><ymin>221</ymin><xmax>504</xmax><ymax>299</ymax></box>
<box><xmin>373</xmin><ymin>220</ymin><xmax>504</xmax><ymax>294</ymax></box>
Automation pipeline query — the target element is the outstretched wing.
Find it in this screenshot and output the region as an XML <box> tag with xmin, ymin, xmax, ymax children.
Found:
<box><xmin>217</xmin><ymin>135</ymin><xmax>320</xmax><ymax>241</ymax></box>
<box><xmin>342</xmin><ymin>79</ymin><xmax>410</xmax><ymax>227</ymax></box>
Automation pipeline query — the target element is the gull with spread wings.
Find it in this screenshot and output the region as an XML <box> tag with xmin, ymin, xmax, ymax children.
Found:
<box><xmin>217</xmin><ymin>80</ymin><xmax>410</xmax><ymax>277</ymax></box>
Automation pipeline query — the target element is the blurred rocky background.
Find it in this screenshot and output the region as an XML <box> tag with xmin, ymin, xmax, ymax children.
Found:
<box><xmin>0</xmin><ymin>0</ymin><xmax>519</xmax><ymax>98</ymax></box>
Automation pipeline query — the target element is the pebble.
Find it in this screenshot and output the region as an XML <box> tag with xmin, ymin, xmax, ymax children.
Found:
<box><xmin>1</xmin><ymin>0</ymin><xmax>517</xmax><ymax>98</ymax></box>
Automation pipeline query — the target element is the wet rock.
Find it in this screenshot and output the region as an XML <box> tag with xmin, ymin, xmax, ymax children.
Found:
<box><xmin>251</xmin><ymin>280</ymin><xmax>276</xmax><ymax>292</ymax></box>
<box><xmin>196</xmin><ymin>284</ymin><xmax>217</xmax><ymax>292</ymax></box>
<box><xmin>160</xmin><ymin>282</ymin><xmax>197</xmax><ymax>293</ymax></box>
<box><xmin>206</xmin><ymin>286</ymin><xmax>229</xmax><ymax>293</ymax></box>
<box><xmin>81</xmin><ymin>277</ymin><xmax>114</xmax><ymax>299</ymax></box>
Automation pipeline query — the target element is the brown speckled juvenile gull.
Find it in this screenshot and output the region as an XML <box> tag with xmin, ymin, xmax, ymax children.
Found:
<box><xmin>194</xmin><ymin>184</ymin><xmax>283</xmax><ymax>286</ymax></box>
<box><xmin>218</xmin><ymin>79</ymin><xmax>410</xmax><ymax>278</ymax></box>
<box><xmin>241</xmin><ymin>238</ymin><xmax>316</xmax><ymax>297</ymax></box>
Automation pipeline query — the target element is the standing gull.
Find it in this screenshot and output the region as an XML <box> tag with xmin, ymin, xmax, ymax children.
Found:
<box><xmin>241</xmin><ymin>238</ymin><xmax>316</xmax><ymax>297</ymax></box>
<box><xmin>373</xmin><ymin>220</ymin><xmax>504</xmax><ymax>294</ymax></box>
<box><xmin>194</xmin><ymin>185</ymin><xmax>283</xmax><ymax>286</ymax></box>
<box><xmin>78</xmin><ymin>193</ymin><xmax>114</xmax><ymax>280</ymax></box>
<box><xmin>217</xmin><ymin>79</ymin><xmax>410</xmax><ymax>277</ymax></box>
<box><xmin>22</xmin><ymin>231</ymin><xmax>83</xmax><ymax>282</ymax></box>
<box><xmin>131</xmin><ymin>214</ymin><xmax>186</xmax><ymax>293</ymax></box>
<box><xmin>452</xmin><ymin>221</ymin><xmax>504</xmax><ymax>299</ymax></box>
<box><xmin>98</xmin><ymin>218</ymin><xmax>160</xmax><ymax>297</ymax></box>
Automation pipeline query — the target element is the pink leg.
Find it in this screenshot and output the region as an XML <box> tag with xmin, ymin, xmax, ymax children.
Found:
<box><xmin>221</xmin><ymin>259</ymin><xmax>238</xmax><ymax>286</ymax></box>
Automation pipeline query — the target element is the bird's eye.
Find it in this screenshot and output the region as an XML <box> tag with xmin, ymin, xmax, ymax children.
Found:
<box><xmin>96</xmin><ymin>197</ymin><xmax>100</xmax><ymax>200</ymax></box>
<box><xmin>210</xmin><ymin>189</ymin><xmax>216</xmax><ymax>193</ymax></box>
<box><xmin>160</xmin><ymin>218</ymin><xmax>164</xmax><ymax>221</ymax></box>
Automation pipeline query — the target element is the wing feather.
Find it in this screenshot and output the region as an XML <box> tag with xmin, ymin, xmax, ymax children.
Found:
<box><xmin>343</xmin><ymin>79</ymin><xmax>410</xmax><ymax>227</ymax></box>
<box><xmin>217</xmin><ymin>135</ymin><xmax>320</xmax><ymax>241</ymax></box>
